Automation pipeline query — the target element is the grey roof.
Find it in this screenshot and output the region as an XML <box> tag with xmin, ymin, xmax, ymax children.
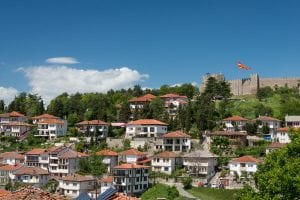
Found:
<box><xmin>285</xmin><ymin>115</ymin><xmax>300</xmax><ymax>122</ymax></box>
<box><xmin>183</xmin><ymin>150</ymin><xmax>218</xmax><ymax>158</ymax></box>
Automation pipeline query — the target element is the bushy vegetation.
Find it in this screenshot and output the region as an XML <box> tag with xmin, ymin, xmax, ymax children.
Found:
<box><xmin>188</xmin><ymin>187</ymin><xmax>240</xmax><ymax>200</ymax></box>
<box><xmin>141</xmin><ymin>183</ymin><xmax>182</xmax><ymax>200</ymax></box>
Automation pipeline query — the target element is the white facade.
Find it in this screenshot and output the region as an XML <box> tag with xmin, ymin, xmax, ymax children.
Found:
<box><xmin>275</xmin><ymin>128</ymin><xmax>292</xmax><ymax>143</ymax></box>
<box><xmin>229</xmin><ymin>156</ymin><xmax>259</xmax><ymax>177</ymax></box>
<box><xmin>151</xmin><ymin>157</ymin><xmax>176</xmax><ymax>175</ymax></box>
<box><xmin>14</xmin><ymin>167</ymin><xmax>50</xmax><ymax>187</ymax></box>
<box><xmin>112</xmin><ymin>164</ymin><xmax>149</xmax><ymax>195</ymax></box>
<box><xmin>59</xmin><ymin>176</ymin><xmax>95</xmax><ymax>198</ymax></box>
<box><xmin>183</xmin><ymin>151</ymin><xmax>218</xmax><ymax>180</ymax></box>
<box><xmin>126</xmin><ymin>125</ymin><xmax>167</xmax><ymax>138</ymax></box>
<box><xmin>35</xmin><ymin>119</ymin><xmax>67</xmax><ymax>139</ymax></box>
<box><xmin>163</xmin><ymin>138</ymin><xmax>191</xmax><ymax>152</ymax></box>
<box><xmin>285</xmin><ymin>115</ymin><xmax>300</xmax><ymax>127</ymax></box>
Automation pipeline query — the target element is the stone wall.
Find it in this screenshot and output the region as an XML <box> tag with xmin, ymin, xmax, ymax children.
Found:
<box><xmin>201</xmin><ymin>73</ymin><xmax>300</xmax><ymax>96</ymax></box>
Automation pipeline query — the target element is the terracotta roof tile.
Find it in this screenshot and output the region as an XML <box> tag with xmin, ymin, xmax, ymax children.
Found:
<box><xmin>37</xmin><ymin>118</ymin><xmax>64</xmax><ymax>124</ymax></box>
<box><xmin>231</xmin><ymin>155</ymin><xmax>260</xmax><ymax>163</ymax></box>
<box><xmin>76</xmin><ymin>119</ymin><xmax>108</xmax><ymax>126</ymax></box>
<box><xmin>60</xmin><ymin>173</ymin><xmax>94</xmax><ymax>182</ymax></box>
<box><xmin>0</xmin><ymin>189</ymin><xmax>11</xmax><ymax>198</ymax></box>
<box><xmin>25</xmin><ymin>148</ymin><xmax>46</xmax><ymax>155</ymax></box>
<box><xmin>2</xmin><ymin>122</ymin><xmax>33</xmax><ymax>126</ymax></box>
<box><xmin>0</xmin><ymin>152</ymin><xmax>24</xmax><ymax>160</ymax></box>
<box><xmin>96</xmin><ymin>149</ymin><xmax>118</xmax><ymax>156</ymax></box>
<box><xmin>59</xmin><ymin>150</ymin><xmax>88</xmax><ymax>159</ymax></box>
<box><xmin>207</xmin><ymin>131</ymin><xmax>247</xmax><ymax>136</ymax></box>
<box><xmin>256</xmin><ymin>116</ymin><xmax>280</xmax><ymax>121</ymax></box>
<box><xmin>160</xmin><ymin>93</ymin><xmax>187</xmax><ymax>98</ymax></box>
<box><xmin>15</xmin><ymin>166</ymin><xmax>49</xmax><ymax>175</ymax></box>
<box><xmin>128</xmin><ymin>94</ymin><xmax>156</xmax><ymax>102</ymax></box>
<box><xmin>0</xmin><ymin>164</ymin><xmax>22</xmax><ymax>171</ymax></box>
<box><xmin>163</xmin><ymin>130</ymin><xmax>191</xmax><ymax>138</ymax></box>
<box><xmin>277</xmin><ymin>127</ymin><xmax>299</xmax><ymax>132</ymax></box>
<box><xmin>127</xmin><ymin>119</ymin><xmax>168</xmax><ymax>126</ymax></box>
<box><xmin>3</xmin><ymin>187</ymin><xmax>66</xmax><ymax>200</ymax></box>
<box><xmin>100</xmin><ymin>176</ymin><xmax>113</xmax><ymax>183</ymax></box>
<box><xmin>0</xmin><ymin>111</ymin><xmax>25</xmax><ymax>118</ymax></box>
<box><xmin>112</xmin><ymin>193</ymin><xmax>139</xmax><ymax>200</ymax></box>
<box><xmin>113</xmin><ymin>163</ymin><xmax>149</xmax><ymax>169</ymax></box>
<box><xmin>153</xmin><ymin>151</ymin><xmax>179</xmax><ymax>158</ymax></box>
<box><xmin>31</xmin><ymin>113</ymin><xmax>59</xmax><ymax>120</ymax></box>
<box><xmin>118</xmin><ymin>149</ymin><xmax>145</xmax><ymax>156</ymax></box>
<box><xmin>223</xmin><ymin>115</ymin><xmax>249</xmax><ymax>121</ymax></box>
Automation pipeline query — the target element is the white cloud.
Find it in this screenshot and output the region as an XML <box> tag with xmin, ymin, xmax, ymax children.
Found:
<box><xmin>46</xmin><ymin>57</ymin><xmax>79</xmax><ymax>64</ymax></box>
<box><xmin>21</xmin><ymin>66</ymin><xmax>149</xmax><ymax>105</ymax></box>
<box><xmin>0</xmin><ymin>87</ymin><xmax>18</xmax><ymax>105</ymax></box>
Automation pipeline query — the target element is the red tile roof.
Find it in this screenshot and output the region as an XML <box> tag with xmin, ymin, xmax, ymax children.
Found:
<box><xmin>207</xmin><ymin>131</ymin><xmax>247</xmax><ymax>136</ymax></box>
<box><xmin>268</xmin><ymin>142</ymin><xmax>286</xmax><ymax>148</ymax></box>
<box><xmin>153</xmin><ymin>151</ymin><xmax>179</xmax><ymax>158</ymax></box>
<box><xmin>256</xmin><ymin>116</ymin><xmax>280</xmax><ymax>121</ymax></box>
<box><xmin>160</xmin><ymin>93</ymin><xmax>187</xmax><ymax>98</ymax></box>
<box><xmin>100</xmin><ymin>176</ymin><xmax>113</xmax><ymax>183</ymax></box>
<box><xmin>112</xmin><ymin>193</ymin><xmax>139</xmax><ymax>200</ymax></box>
<box><xmin>0</xmin><ymin>189</ymin><xmax>11</xmax><ymax>198</ymax></box>
<box><xmin>231</xmin><ymin>155</ymin><xmax>260</xmax><ymax>163</ymax></box>
<box><xmin>163</xmin><ymin>130</ymin><xmax>191</xmax><ymax>138</ymax></box>
<box><xmin>127</xmin><ymin>119</ymin><xmax>168</xmax><ymax>126</ymax></box>
<box><xmin>128</xmin><ymin>94</ymin><xmax>156</xmax><ymax>102</ymax></box>
<box><xmin>277</xmin><ymin>127</ymin><xmax>299</xmax><ymax>132</ymax></box>
<box><xmin>0</xmin><ymin>111</ymin><xmax>25</xmax><ymax>118</ymax></box>
<box><xmin>113</xmin><ymin>163</ymin><xmax>149</xmax><ymax>169</ymax></box>
<box><xmin>223</xmin><ymin>115</ymin><xmax>249</xmax><ymax>121</ymax></box>
<box><xmin>0</xmin><ymin>152</ymin><xmax>24</xmax><ymax>160</ymax></box>
<box><xmin>96</xmin><ymin>149</ymin><xmax>118</xmax><ymax>156</ymax></box>
<box><xmin>118</xmin><ymin>149</ymin><xmax>145</xmax><ymax>156</ymax></box>
<box><xmin>37</xmin><ymin>118</ymin><xmax>64</xmax><ymax>124</ymax></box>
<box><xmin>15</xmin><ymin>166</ymin><xmax>49</xmax><ymax>175</ymax></box>
<box><xmin>3</xmin><ymin>187</ymin><xmax>66</xmax><ymax>200</ymax></box>
<box><xmin>31</xmin><ymin>113</ymin><xmax>59</xmax><ymax>119</ymax></box>
<box><xmin>3</xmin><ymin>122</ymin><xmax>33</xmax><ymax>126</ymax></box>
<box><xmin>0</xmin><ymin>164</ymin><xmax>22</xmax><ymax>171</ymax></box>
<box><xmin>60</xmin><ymin>173</ymin><xmax>94</xmax><ymax>182</ymax></box>
<box><xmin>25</xmin><ymin>148</ymin><xmax>46</xmax><ymax>155</ymax></box>
<box><xmin>76</xmin><ymin>119</ymin><xmax>108</xmax><ymax>126</ymax></box>
<box><xmin>59</xmin><ymin>150</ymin><xmax>88</xmax><ymax>159</ymax></box>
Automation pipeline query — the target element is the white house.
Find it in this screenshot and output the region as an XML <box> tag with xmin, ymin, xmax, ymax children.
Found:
<box><xmin>99</xmin><ymin>176</ymin><xmax>114</xmax><ymax>194</ymax></box>
<box><xmin>118</xmin><ymin>149</ymin><xmax>147</xmax><ymax>164</ymax></box>
<box><xmin>256</xmin><ymin>116</ymin><xmax>281</xmax><ymax>141</ymax></box>
<box><xmin>162</xmin><ymin>130</ymin><xmax>191</xmax><ymax>152</ymax></box>
<box><xmin>266</xmin><ymin>142</ymin><xmax>286</xmax><ymax>154</ymax></box>
<box><xmin>0</xmin><ymin>151</ymin><xmax>24</xmax><ymax>165</ymax></box>
<box><xmin>25</xmin><ymin>146</ymin><xmax>88</xmax><ymax>177</ymax></box>
<box><xmin>183</xmin><ymin>150</ymin><xmax>218</xmax><ymax>181</ymax></box>
<box><xmin>275</xmin><ymin>127</ymin><xmax>292</xmax><ymax>143</ymax></box>
<box><xmin>222</xmin><ymin>116</ymin><xmax>249</xmax><ymax>131</ymax></box>
<box><xmin>0</xmin><ymin>111</ymin><xmax>30</xmax><ymax>137</ymax></box>
<box><xmin>58</xmin><ymin>174</ymin><xmax>95</xmax><ymax>198</ymax></box>
<box><xmin>0</xmin><ymin>111</ymin><xmax>26</xmax><ymax>125</ymax></box>
<box><xmin>128</xmin><ymin>94</ymin><xmax>156</xmax><ymax>110</ymax></box>
<box><xmin>229</xmin><ymin>155</ymin><xmax>260</xmax><ymax>177</ymax></box>
<box><xmin>151</xmin><ymin>151</ymin><xmax>182</xmax><ymax>175</ymax></box>
<box><xmin>76</xmin><ymin>120</ymin><xmax>109</xmax><ymax>139</ymax></box>
<box><xmin>160</xmin><ymin>93</ymin><xmax>188</xmax><ymax>117</ymax></box>
<box><xmin>96</xmin><ymin>149</ymin><xmax>118</xmax><ymax>173</ymax></box>
<box><xmin>0</xmin><ymin>164</ymin><xmax>22</xmax><ymax>187</ymax></box>
<box><xmin>47</xmin><ymin>146</ymin><xmax>89</xmax><ymax>177</ymax></box>
<box><xmin>112</xmin><ymin>163</ymin><xmax>149</xmax><ymax>195</ymax></box>
<box><xmin>125</xmin><ymin>119</ymin><xmax>168</xmax><ymax>138</ymax></box>
<box><xmin>35</xmin><ymin>118</ymin><xmax>67</xmax><ymax>139</ymax></box>
<box><xmin>285</xmin><ymin>115</ymin><xmax>300</xmax><ymax>127</ymax></box>
<box><xmin>14</xmin><ymin>166</ymin><xmax>50</xmax><ymax>187</ymax></box>
<box><xmin>31</xmin><ymin>113</ymin><xmax>59</xmax><ymax>124</ymax></box>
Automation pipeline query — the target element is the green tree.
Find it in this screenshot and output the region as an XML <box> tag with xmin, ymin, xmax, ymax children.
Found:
<box><xmin>149</xmin><ymin>97</ymin><xmax>165</xmax><ymax>121</ymax></box>
<box><xmin>182</xmin><ymin>177</ymin><xmax>192</xmax><ymax>189</ymax></box>
<box><xmin>0</xmin><ymin>100</ymin><xmax>5</xmax><ymax>113</ymax></box>
<box><xmin>256</xmin><ymin>86</ymin><xmax>274</xmax><ymax>100</ymax></box>
<box><xmin>210</xmin><ymin>136</ymin><xmax>232</xmax><ymax>166</ymax></box>
<box><xmin>78</xmin><ymin>152</ymin><xmax>106</xmax><ymax>176</ymax></box>
<box><xmin>261</xmin><ymin>125</ymin><xmax>270</xmax><ymax>135</ymax></box>
<box><xmin>236</xmin><ymin>130</ymin><xmax>300</xmax><ymax>200</ymax></box>
<box><xmin>122</xmin><ymin>139</ymin><xmax>131</xmax><ymax>150</ymax></box>
<box><xmin>244</xmin><ymin>123</ymin><xmax>258</xmax><ymax>135</ymax></box>
<box><xmin>119</xmin><ymin>101</ymin><xmax>131</xmax><ymax>122</ymax></box>
<box><xmin>189</xmin><ymin>123</ymin><xmax>200</xmax><ymax>139</ymax></box>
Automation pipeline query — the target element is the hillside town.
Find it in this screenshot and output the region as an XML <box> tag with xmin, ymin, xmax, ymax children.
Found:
<box><xmin>0</xmin><ymin>74</ymin><xmax>299</xmax><ymax>200</ymax></box>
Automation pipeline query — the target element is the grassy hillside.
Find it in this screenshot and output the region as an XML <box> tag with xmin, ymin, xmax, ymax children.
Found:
<box><xmin>141</xmin><ymin>183</ymin><xmax>185</xmax><ymax>200</ymax></box>
<box><xmin>188</xmin><ymin>187</ymin><xmax>240</xmax><ymax>200</ymax></box>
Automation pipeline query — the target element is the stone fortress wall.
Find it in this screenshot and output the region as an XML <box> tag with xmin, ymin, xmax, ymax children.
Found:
<box><xmin>200</xmin><ymin>73</ymin><xmax>300</xmax><ymax>96</ymax></box>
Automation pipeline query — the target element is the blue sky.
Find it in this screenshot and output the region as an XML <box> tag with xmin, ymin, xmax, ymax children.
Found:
<box><xmin>0</xmin><ymin>0</ymin><xmax>300</xmax><ymax>104</ymax></box>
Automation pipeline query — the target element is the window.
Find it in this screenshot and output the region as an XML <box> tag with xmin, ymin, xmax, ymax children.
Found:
<box><xmin>144</xmin><ymin>177</ymin><xmax>147</xmax><ymax>181</ymax></box>
<box><xmin>72</xmin><ymin>190</ymin><xmax>76</xmax><ymax>194</ymax></box>
<box><xmin>73</xmin><ymin>183</ymin><xmax>77</xmax><ymax>186</ymax></box>
<box><xmin>150</xmin><ymin>127</ymin><xmax>155</xmax><ymax>132</ymax></box>
<box><xmin>136</xmin><ymin>177</ymin><xmax>139</xmax><ymax>182</ymax></box>
<box><xmin>135</xmin><ymin>185</ymin><xmax>139</xmax><ymax>190</ymax></box>
<box><xmin>143</xmin><ymin>127</ymin><xmax>148</xmax><ymax>132</ymax></box>
<box><xmin>164</xmin><ymin>167</ymin><xmax>169</xmax><ymax>171</ymax></box>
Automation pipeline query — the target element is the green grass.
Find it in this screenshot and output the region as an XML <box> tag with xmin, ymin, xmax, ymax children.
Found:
<box><xmin>141</xmin><ymin>183</ymin><xmax>185</xmax><ymax>200</ymax></box>
<box><xmin>187</xmin><ymin>187</ymin><xmax>240</xmax><ymax>200</ymax></box>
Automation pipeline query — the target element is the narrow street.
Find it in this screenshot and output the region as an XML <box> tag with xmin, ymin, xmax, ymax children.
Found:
<box><xmin>163</xmin><ymin>182</ymin><xmax>200</xmax><ymax>200</ymax></box>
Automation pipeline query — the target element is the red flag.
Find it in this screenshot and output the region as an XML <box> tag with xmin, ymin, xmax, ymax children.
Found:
<box><xmin>237</xmin><ymin>61</ymin><xmax>251</xmax><ymax>70</ymax></box>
